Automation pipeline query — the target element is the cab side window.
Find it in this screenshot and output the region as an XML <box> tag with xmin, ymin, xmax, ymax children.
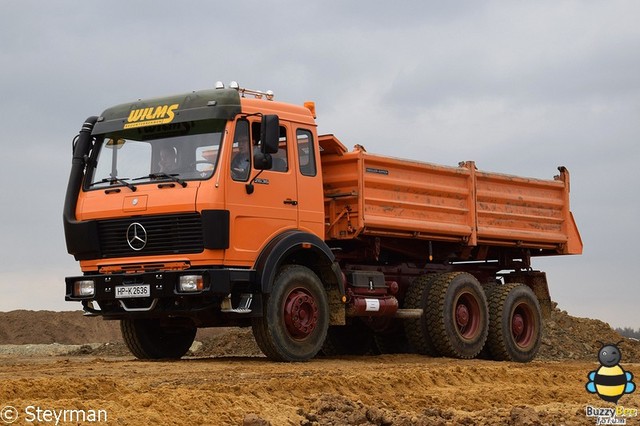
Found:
<box><xmin>296</xmin><ymin>129</ymin><xmax>316</xmax><ymax>176</ymax></box>
<box><xmin>271</xmin><ymin>126</ymin><xmax>288</xmax><ymax>172</ymax></box>
<box><xmin>231</xmin><ymin>120</ymin><xmax>251</xmax><ymax>181</ymax></box>
<box><xmin>250</xmin><ymin>122</ymin><xmax>288</xmax><ymax>173</ymax></box>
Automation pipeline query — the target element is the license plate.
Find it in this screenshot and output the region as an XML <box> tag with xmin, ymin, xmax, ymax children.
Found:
<box><xmin>115</xmin><ymin>284</ymin><xmax>150</xmax><ymax>299</ymax></box>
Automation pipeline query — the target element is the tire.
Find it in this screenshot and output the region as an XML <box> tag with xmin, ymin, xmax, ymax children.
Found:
<box><xmin>486</xmin><ymin>283</ymin><xmax>542</xmax><ymax>362</ymax></box>
<box><xmin>120</xmin><ymin>318</ymin><xmax>196</xmax><ymax>360</ymax></box>
<box><xmin>252</xmin><ymin>265</ymin><xmax>329</xmax><ymax>362</ymax></box>
<box><xmin>321</xmin><ymin>319</ymin><xmax>373</xmax><ymax>356</ymax></box>
<box><xmin>476</xmin><ymin>282</ymin><xmax>500</xmax><ymax>360</ymax></box>
<box><xmin>427</xmin><ymin>272</ymin><xmax>489</xmax><ymax>359</ymax></box>
<box><xmin>404</xmin><ymin>274</ymin><xmax>439</xmax><ymax>355</ymax></box>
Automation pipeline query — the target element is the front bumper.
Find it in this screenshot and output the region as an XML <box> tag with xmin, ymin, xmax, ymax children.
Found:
<box><xmin>65</xmin><ymin>268</ymin><xmax>260</xmax><ymax>318</ymax></box>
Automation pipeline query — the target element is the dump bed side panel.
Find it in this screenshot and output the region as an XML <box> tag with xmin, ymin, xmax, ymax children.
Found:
<box><xmin>323</xmin><ymin>151</ymin><xmax>477</xmax><ymax>242</ymax></box>
<box><xmin>473</xmin><ymin>165</ymin><xmax>581</xmax><ymax>254</ymax></box>
<box><xmin>361</xmin><ymin>154</ymin><xmax>475</xmax><ymax>241</ymax></box>
<box><xmin>320</xmin><ymin>136</ymin><xmax>582</xmax><ymax>255</ymax></box>
<box><xmin>475</xmin><ymin>172</ymin><xmax>565</xmax><ymax>248</ymax></box>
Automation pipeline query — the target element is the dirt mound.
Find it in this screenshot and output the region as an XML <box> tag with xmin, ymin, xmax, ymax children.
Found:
<box><xmin>297</xmin><ymin>394</ymin><xmax>578</xmax><ymax>426</ymax></box>
<box><xmin>0</xmin><ymin>310</ymin><xmax>225</xmax><ymax>346</ymax></box>
<box><xmin>538</xmin><ymin>303</ymin><xmax>640</xmax><ymax>363</ymax></box>
<box><xmin>197</xmin><ymin>327</ymin><xmax>263</xmax><ymax>357</ymax></box>
<box><xmin>0</xmin><ymin>310</ymin><xmax>122</xmax><ymax>344</ymax></box>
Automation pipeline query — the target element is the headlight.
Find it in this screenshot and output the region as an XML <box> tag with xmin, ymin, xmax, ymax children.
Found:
<box><xmin>178</xmin><ymin>275</ymin><xmax>204</xmax><ymax>292</ymax></box>
<box><xmin>74</xmin><ymin>280</ymin><xmax>95</xmax><ymax>297</ymax></box>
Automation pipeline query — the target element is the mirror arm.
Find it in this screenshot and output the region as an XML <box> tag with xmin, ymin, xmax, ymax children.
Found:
<box><xmin>245</xmin><ymin>169</ymin><xmax>265</xmax><ymax>195</ymax></box>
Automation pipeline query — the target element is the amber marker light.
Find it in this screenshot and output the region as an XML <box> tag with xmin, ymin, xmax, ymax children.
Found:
<box><xmin>304</xmin><ymin>101</ymin><xmax>316</xmax><ymax>118</ymax></box>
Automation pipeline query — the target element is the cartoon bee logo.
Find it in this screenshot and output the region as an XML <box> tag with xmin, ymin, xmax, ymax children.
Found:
<box><xmin>586</xmin><ymin>341</ymin><xmax>636</xmax><ymax>403</ymax></box>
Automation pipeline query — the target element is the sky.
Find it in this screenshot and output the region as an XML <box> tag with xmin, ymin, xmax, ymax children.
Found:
<box><xmin>0</xmin><ymin>1</ymin><xmax>638</xmax><ymax>328</ymax></box>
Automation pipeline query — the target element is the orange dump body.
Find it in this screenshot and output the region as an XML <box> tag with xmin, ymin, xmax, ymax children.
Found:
<box><xmin>320</xmin><ymin>135</ymin><xmax>582</xmax><ymax>256</ymax></box>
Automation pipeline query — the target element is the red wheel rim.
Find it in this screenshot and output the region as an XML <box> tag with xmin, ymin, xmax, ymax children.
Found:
<box><xmin>283</xmin><ymin>287</ymin><xmax>319</xmax><ymax>340</ymax></box>
<box><xmin>511</xmin><ymin>302</ymin><xmax>536</xmax><ymax>348</ymax></box>
<box><xmin>454</xmin><ymin>292</ymin><xmax>481</xmax><ymax>339</ymax></box>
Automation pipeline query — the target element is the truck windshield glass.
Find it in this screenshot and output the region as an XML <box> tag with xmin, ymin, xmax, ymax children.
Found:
<box><xmin>87</xmin><ymin>120</ymin><xmax>225</xmax><ymax>189</ymax></box>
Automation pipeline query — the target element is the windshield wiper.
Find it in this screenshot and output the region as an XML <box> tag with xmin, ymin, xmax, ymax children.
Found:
<box><xmin>89</xmin><ymin>177</ymin><xmax>137</xmax><ymax>192</ymax></box>
<box><xmin>134</xmin><ymin>173</ymin><xmax>187</xmax><ymax>188</ymax></box>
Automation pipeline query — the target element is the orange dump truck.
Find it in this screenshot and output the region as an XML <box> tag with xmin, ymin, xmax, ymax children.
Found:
<box><xmin>64</xmin><ymin>83</ymin><xmax>582</xmax><ymax>362</ymax></box>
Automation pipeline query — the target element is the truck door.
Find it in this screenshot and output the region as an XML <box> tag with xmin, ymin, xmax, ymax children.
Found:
<box><xmin>293</xmin><ymin>127</ymin><xmax>325</xmax><ymax>238</ymax></box>
<box><xmin>224</xmin><ymin>119</ymin><xmax>298</xmax><ymax>265</ymax></box>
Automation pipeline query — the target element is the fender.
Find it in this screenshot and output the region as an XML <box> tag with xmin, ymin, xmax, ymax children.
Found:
<box><xmin>254</xmin><ymin>230</ymin><xmax>344</xmax><ymax>295</ymax></box>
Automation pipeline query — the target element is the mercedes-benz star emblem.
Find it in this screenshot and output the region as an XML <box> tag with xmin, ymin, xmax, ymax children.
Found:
<box><xmin>126</xmin><ymin>222</ymin><xmax>147</xmax><ymax>251</ymax></box>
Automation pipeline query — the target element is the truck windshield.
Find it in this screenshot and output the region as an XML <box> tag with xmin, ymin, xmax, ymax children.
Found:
<box><xmin>87</xmin><ymin>120</ymin><xmax>225</xmax><ymax>189</ymax></box>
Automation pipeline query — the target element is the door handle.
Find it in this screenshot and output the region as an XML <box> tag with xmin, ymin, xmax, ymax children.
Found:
<box><xmin>283</xmin><ymin>199</ymin><xmax>298</xmax><ymax>206</ymax></box>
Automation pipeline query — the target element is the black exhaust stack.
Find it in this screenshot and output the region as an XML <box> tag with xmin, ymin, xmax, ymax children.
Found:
<box><xmin>63</xmin><ymin>116</ymin><xmax>100</xmax><ymax>260</ymax></box>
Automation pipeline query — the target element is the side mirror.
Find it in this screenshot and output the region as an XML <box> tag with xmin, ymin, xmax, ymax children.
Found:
<box><xmin>260</xmin><ymin>115</ymin><xmax>279</xmax><ymax>154</ymax></box>
<box><xmin>253</xmin><ymin>153</ymin><xmax>272</xmax><ymax>170</ymax></box>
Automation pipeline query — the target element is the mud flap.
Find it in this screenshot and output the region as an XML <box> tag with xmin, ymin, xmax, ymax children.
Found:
<box><xmin>504</xmin><ymin>271</ymin><xmax>552</xmax><ymax>319</ymax></box>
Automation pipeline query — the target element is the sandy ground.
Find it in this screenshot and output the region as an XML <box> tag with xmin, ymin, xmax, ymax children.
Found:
<box><xmin>0</xmin><ymin>309</ymin><xmax>639</xmax><ymax>425</ymax></box>
<box><xmin>1</xmin><ymin>353</ymin><xmax>639</xmax><ymax>425</ymax></box>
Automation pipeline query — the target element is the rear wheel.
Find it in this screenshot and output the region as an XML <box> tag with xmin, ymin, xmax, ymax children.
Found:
<box><xmin>427</xmin><ymin>272</ymin><xmax>489</xmax><ymax>359</ymax></box>
<box><xmin>486</xmin><ymin>284</ymin><xmax>542</xmax><ymax>362</ymax></box>
<box><xmin>120</xmin><ymin>318</ymin><xmax>196</xmax><ymax>359</ymax></box>
<box><xmin>252</xmin><ymin>265</ymin><xmax>329</xmax><ymax>362</ymax></box>
<box><xmin>404</xmin><ymin>274</ymin><xmax>438</xmax><ymax>355</ymax></box>
<box><xmin>477</xmin><ymin>282</ymin><xmax>499</xmax><ymax>360</ymax></box>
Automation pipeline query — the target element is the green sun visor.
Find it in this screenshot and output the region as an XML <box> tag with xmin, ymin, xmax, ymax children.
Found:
<box><xmin>92</xmin><ymin>88</ymin><xmax>242</xmax><ymax>135</ymax></box>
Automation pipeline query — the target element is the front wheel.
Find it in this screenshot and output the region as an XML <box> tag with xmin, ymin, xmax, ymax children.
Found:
<box><xmin>252</xmin><ymin>265</ymin><xmax>329</xmax><ymax>362</ymax></box>
<box><xmin>486</xmin><ymin>284</ymin><xmax>542</xmax><ymax>362</ymax></box>
<box><xmin>120</xmin><ymin>318</ymin><xmax>196</xmax><ymax>359</ymax></box>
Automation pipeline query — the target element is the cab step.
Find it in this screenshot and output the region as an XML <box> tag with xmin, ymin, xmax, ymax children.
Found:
<box><xmin>221</xmin><ymin>293</ymin><xmax>253</xmax><ymax>314</ymax></box>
